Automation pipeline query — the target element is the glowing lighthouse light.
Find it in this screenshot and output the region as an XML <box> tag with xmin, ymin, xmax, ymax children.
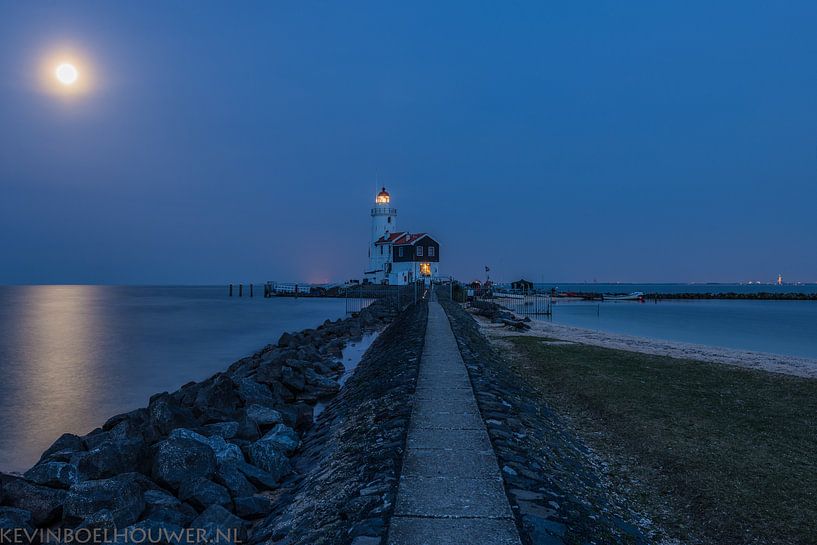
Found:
<box><xmin>375</xmin><ymin>187</ymin><xmax>390</xmax><ymax>204</ymax></box>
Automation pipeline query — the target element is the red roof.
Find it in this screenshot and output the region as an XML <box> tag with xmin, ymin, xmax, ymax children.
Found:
<box><xmin>374</xmin><ymin>231</ymin><xmax>407</xmax><ymax>245</ymax></box>
<box><xmin>375</xmin><ymin>232</ymin><xmax>437</xmax><ymax>246</ymax></box>
<box><xmin>394</xmin><ymin>232</ymin><xmax>426</xmax><ymax>245</ymax></box>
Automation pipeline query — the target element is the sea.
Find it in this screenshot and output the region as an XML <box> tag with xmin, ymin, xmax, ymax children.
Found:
<box><xmin>527</xmin><ymin>284</ymin><xmax>817</xmax><ymax>362</ymax></box>
<box><xmin>0</xmin><ymin>286</ymin><xmax>348</xmax><ymax>473</ymax></box>
<box><xmin>2</xmin><ymin>283</ymin><xmax>816</xmax><ymax>473</ymax></box>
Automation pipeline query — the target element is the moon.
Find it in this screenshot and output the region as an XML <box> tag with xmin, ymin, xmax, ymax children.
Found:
<box><xmin>55</xmin><ymin>63</ymin><xmax>78</xmax><ymax>85</ymax></box>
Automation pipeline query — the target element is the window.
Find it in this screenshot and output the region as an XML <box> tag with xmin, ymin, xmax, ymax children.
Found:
<box><xmin>380</xmin><ymin>246</ymin><xmax>383</xmax><ymax>255</ymax></box>
<box><xmin>428</xmin><ymin>246</ymin><xmax>435</xmax><ymax>257</ymax></box>
<box><xmin>398</xmin><ymin>247</ymin><xmax>404</xmax><ymax>257</ymax></box>
<box><xmin>416</xmin><ymin>246</ymin><xmax>423</xmax><ymax>257</ymax></box>
<box><xmin>387</xmin><ymin>217</ymin><xmax>391</xmax><ymax>223</ymax></box>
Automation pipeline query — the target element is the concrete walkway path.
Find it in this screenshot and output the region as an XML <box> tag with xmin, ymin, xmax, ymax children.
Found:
<box><xmin>388</xmin><ymin>302</ymin><xmax>522</xmax><ymax>545</ymax></box>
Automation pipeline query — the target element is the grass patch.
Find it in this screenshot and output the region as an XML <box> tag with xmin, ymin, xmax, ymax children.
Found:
<box><xmin>506</xmin><ymin>336</ymin><xmax>817</xmax><ymax>545</ymax></box>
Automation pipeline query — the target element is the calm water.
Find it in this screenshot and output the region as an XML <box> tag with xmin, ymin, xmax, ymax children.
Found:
<box><xmin>0</xmin><ymin>286</ymin><xmax>347</xmax><ymax>473</ymax></box>
<box><xmin>531</xmin><ymin>282</ymin><xmax>817</xmax><ymax>295</ymax></box>
<box><xmin>548</xmin><ymin>299</ymin><xmax>817</xmax><ymax>360</ymax></box>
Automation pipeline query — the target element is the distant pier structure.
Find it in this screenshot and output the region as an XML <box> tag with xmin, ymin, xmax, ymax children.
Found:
<box><xmin>229</xmin><ymin>282</ymin><xmax>312</xmax><ymax>298</ymax></box>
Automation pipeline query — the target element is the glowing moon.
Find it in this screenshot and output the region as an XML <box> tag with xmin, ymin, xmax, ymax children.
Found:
<box><xmin>55</xmin><ymin>63</ymin><xmax>78</xmax><ymax>85</ymax></box>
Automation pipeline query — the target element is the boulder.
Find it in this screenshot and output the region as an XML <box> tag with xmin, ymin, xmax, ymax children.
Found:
<box><xmin>198</xmin><ymin>421</ymin><xmax>240</xmax><ymax>439</ymax></box>
<box><xmin>23</xmin><ymin>461</ymin><xmax>78</xmax><ymax>489</ymax></box>
<box><xmin>151</xmin><ymin>438</ymin><xmax>217</xmax><ymax>490</ymax></box>
<box><xmin>213</xmin><ymin>463</ymin><xmax>256</xmax><ymax>498</ymax></box>
<box><xmin>0</xmin><ymin>475</ymin><xmax>66</xmax><ymax>527</ymax></box>
<box><xmin>254</xmin><ymin>364</ymin><xmax>282</xmax><ymax>385</ymax></box>
<box><xmin>142</xmin><ymin>507</ymin><xmax>195</xmax><ymax>530</ymax></box>
<box><xmin>102</xmin><ymin>408</ymin><xmax>151</xmax><ymax>433</ymax></box>
<box><xmin>194</xmin><ymin>376</ymin><xmax>242</xmax><ymax>412</ymax></box>
<box><xmin>276</xmin><ymin>332</ymin><xmax>294</xmax><ymax>348</ymax></box>
<box><xmin>236</xmin><ymin>378</ymin><xmax>276</xmax><ymax>405</ymax></box>
<box><xmin>75</xmin><ymin>435</ymin><xmax>149</xmax><ymax>480</ymax></box>
<box><xmin>259</xmin><ymin>424</ymin><xmax>300</xmax><ymax>455</ymax></box>
<box><xmin>233</xmin><ymin>495</ymin><xmax>274</xmax><ymax>519</ymax></box>
<box><xmin>277</xmin><ymin>403</ymin><xmax>313</xmax><ymax>431</ymax></box>
<box><xmin>63</xmin><ymin>474</ymin><xmax>145</xmax><ymax>528</ymax></box>
<box><xmin>234</xmin><ymin>416</ymin><xmax>261</xmax><ymax>441</ymax></box>
<box><xmin>149</xmin><ymin>394</ymin><xmax>199</xmax><ymax>436</ymax></box>
<box><xmin>174</xmin><ymin>380</ymin><xmax>204</xmax><ymax>408</ymax></box>
<box><xmin>82</xmin><ymin>428</ymin><xmax>110</xmax><ymax>451</ymax></box>
<box><xmin>144</xmin><ymin>489</ymin><xmax>183</xmax><ymax>509</ymax></box>
<box><xmin>0</xmin><ymin>507</ymin><xmax>33</xmax><ymax>532</ymax></box>
<box><xmin>189</xmin><ymin>505</ymin><xmax>249</xmax><ymax>544</ymax></box>
<box><xmin>168</xmin><ymin>428</ymin><xmax>243</xmax><ymax>465</ymax></box>
<box><xmin>77</xmin><ymin>508</ymin><xmax>117</xmax><ymax>532</ymax></box>
<box><xmin>296</xmin><ymin>345</ymin><xmax>322</xmax><ymax>362</ymax></box>
<box><xmin>40</xmin><ymin>433</ymin><xmax>85</xmax><ymax>461</ymax></box>
<box><xmin>233</xmin><ymin>461</ymin><xmax>280</xmax><ymax>489</ymax></box>
<box><xmin>178</xmin><ymin>478</ymin><xmax>231</xmax><ymax>512</ymax></box>
<box><xmin>302</xmin><ymin>368</ymin><xmax>341</xmax><ymax>398</ymax></box>
<box><xmin>142</xmin><ymin>489</ymin><xmax>197</xmax><ymax>528</ymax></box>
<box><xmin>247</xmin><ymin>440</ymin><xmax>291</xmax><ymax>481</ymax></box>
<box><xmin>268</xmin><ymin>381</ymin><xmax>295</xmax><ymax>403</ymax></box>
<box><xmin>245</xmin><ymin>405</ymin><xmax>282</xmax><ymax>428</ymax></box>
<box><xmin>280</xmin><ymin>366</ymin><xmax>305</xmax><ymax>392</ymax></box>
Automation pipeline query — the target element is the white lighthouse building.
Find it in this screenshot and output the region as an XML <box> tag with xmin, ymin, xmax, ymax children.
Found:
<box><xmin>367</xmin><ymin>187</ymin><xmax>398</xmax><ymax>279</ymax></box>
<box><xmin>364</xmin><ymin>187</ymin><xmax>441</xmax><ymax>285</ymax></box>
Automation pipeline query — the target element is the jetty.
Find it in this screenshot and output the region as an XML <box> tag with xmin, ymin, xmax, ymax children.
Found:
<box><xmin>389</xmin><ymin>300</ymin><xmax>521</xmax><ymax>544</ymax></box>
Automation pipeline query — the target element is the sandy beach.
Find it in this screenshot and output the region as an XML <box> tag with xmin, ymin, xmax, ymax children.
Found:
<box><xmin>474</xmin><ymin>310</ymin><xmax>817</xmax><ymax>379</ymax></box>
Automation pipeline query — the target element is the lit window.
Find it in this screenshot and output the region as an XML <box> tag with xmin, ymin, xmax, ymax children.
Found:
<box><xmin>428</xmin><ymin>246</ymin><xmax>435</xmax><ymax>257</ymax></box>
<box><xmin>416</xmin><ymin>246</ymin><xmax>423</xmax><ymax>257</ymax></box>
<box><xmin>420</xmin><ymin>262</ymin><xmax>431</xmax><ymax>276</ymax></box>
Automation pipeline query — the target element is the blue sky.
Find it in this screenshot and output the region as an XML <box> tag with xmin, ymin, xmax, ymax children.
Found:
<box><xmin>1</xmin><ymin>2</ymin><xmax>815</xmax><ymax>284</ymax></box>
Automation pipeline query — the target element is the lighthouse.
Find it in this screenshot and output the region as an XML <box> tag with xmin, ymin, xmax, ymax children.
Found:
<box><xmin>363</xmin><ymin>186</ymin><xmax>441</xmax><ymax>285</ymax></box>
<box><xmin>365</xmin><ymin>187</ymin><xmax>397</xmax><ymax>283</ymax></box>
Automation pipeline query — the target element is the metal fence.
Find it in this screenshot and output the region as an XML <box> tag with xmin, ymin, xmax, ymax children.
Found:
<box><xmin>481</xmin><ymin>290</ymin><xmax>552</xmax><ymax>316</ymax></box>
<box><xmin>343</xmin><ymin>282</ymin><xmax>425</xmax><ymax>314</ymax></box>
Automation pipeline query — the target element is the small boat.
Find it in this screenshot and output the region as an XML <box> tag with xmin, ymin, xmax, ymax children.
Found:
<box><xmin>602</xmin><ymin>291</ymin><xmax>644</xmax><ymax>301</ymax></box>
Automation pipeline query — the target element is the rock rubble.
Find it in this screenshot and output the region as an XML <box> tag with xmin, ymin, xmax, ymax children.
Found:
<box><xmin>1</xmin><ymin>300</ymin><xmax>397</xmax><ymax>543</ymax></box>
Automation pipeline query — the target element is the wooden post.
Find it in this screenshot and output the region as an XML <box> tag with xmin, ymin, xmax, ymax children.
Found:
<box><xmin>250</xmin><ymin>284</ymin><xmax>253</xmax><ymax>297</ymax></box>
<box><xmin>229</xmin><ymin>284</ymin><xmax>233</xmax><ymax>297</ymax></box>
<box><xmin>239</xmin><ymin>284</ymin><xmax>243</xmax><ymax>297</ymax></box>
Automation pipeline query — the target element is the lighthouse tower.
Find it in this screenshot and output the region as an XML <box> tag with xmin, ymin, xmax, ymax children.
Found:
<box><xmin>366</xmin><ymin>187</ymin><xmax>397</xmax><ymax>283</ymax></box>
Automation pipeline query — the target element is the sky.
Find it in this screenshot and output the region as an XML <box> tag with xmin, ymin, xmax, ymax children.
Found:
<box><xmin>1</xmin><ymin>1</ymin><xmax>816</xmax><ymax>285</ymax></box>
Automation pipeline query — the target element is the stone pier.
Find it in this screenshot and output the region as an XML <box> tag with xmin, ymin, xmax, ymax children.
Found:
<box><xmin>388</xmin><ymin>302</ymin><xmax>521</xmax><ymax>545</ymax></box>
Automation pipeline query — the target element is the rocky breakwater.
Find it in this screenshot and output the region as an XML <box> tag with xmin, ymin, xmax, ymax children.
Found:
<box><xmin>251</xmin><ymin>301</ymin><xmax>428</xmax><ymax>545</ymax></box>
<box><xmin>470</xmin><ymin>300</ymin><xmax>531</xmax><ymax>331</ymax></box>
<box><xmin>438</xmin><ymin>292</ymin><xmax>649</xmax><ymax>545</ymax></box>
<box><xmin>0</xmin><ymin>299</ymin><xmax>396</xmax><ymax>543</ymax></box>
